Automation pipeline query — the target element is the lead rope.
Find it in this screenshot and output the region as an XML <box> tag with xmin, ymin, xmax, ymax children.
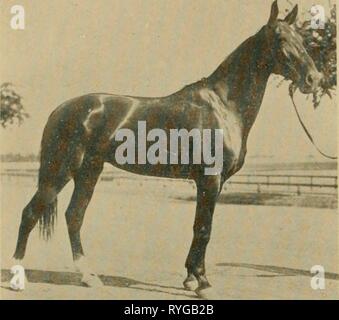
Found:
<box><xmin>288</xmin><ymin>85</ymin><xmax>337</xmax><ymax>160</ymax></box>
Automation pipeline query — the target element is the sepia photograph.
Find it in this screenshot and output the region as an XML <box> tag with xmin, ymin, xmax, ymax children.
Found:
<box><xmin>0</xmin><ymin>0</ymin><xmax>337</xmax><ymax>302</ymax></box>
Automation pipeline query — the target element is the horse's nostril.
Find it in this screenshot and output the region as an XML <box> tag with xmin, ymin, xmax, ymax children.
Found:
<box><xmin>306</xmin><ymin>74</ymin><xmax>314</xmax><ymax>86</ymax></box>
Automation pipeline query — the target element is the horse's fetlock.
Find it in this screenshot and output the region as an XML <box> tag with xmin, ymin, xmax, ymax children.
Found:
<box><xmin>193</xmin><ymin>266</ymin><xmax>206</xmax><ymax>278</ymax></box>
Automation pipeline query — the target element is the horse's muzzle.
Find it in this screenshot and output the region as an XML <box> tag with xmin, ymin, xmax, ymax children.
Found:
<box><xmin>299</xmin><ymin>71</ymin><xmax>323</xmax><ymax>94</ymax></box>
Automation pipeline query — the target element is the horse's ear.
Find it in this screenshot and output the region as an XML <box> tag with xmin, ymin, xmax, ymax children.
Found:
<box><xmin>268</xmin><ymin>0</ymin><xmax>279</xmax><ymax>25</ymax></box>
<box><xmin>284</xmin><ymin>5</ymin><xmax>298</xmax><ymax>25</ymax></box>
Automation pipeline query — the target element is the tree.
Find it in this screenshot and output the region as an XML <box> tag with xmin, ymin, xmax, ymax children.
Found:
<box><xmin>295</xmin><ymin>5</ymin><xmax>337</xmax><ymax>107</ymax></box>
<box><xmin>0</xmin><ymin>83</ymin><xmax>29</xmax><ymax>127</ymax></box>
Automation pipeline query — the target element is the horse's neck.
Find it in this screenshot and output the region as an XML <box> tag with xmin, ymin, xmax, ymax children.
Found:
<box><xmin>208</xmin><ymin>30</ymin><xmax>273</xmax><ymax>135</ymax></box>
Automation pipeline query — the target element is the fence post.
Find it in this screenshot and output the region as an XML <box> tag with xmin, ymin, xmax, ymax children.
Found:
<box><xmin>297</xmin><ymin>185</ymin><xmax>301</xmax><ymax>195</ymax></box>
<box><xmin>257</xmin><ymin>183</ymin><xmax>261</xmax><ymax>193</ymax></box>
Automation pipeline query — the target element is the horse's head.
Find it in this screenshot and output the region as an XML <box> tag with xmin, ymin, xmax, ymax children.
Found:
<box><xmin>265</xmin><ymin>0</ymin><xmax>322</xmax><ymax>93</ymax></box>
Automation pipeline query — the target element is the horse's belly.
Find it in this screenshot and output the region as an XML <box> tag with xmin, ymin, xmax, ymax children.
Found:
<box><xmin>108</xmin><ymin>162</ymin><xmax>195</xmax><ymax>179</ymax></box>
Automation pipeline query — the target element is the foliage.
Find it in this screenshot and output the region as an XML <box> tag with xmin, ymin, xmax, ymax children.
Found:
<box><xmin>295</xmin><ymin>5</ymin><xmax>337</xmax><ymax>108</ymax></box>
<box><xmin>0</xmin><ymin>83</ymin><xmax>29</xmax><ymax>127</ymax></box>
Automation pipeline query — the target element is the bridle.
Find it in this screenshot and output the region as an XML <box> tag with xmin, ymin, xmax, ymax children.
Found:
<box><xmin>289</xmin><ymin>84</ymin><xmax>337</xmax><ymax>160</ymax></box>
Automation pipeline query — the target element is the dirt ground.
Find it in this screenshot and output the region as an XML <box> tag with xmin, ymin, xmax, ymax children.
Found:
<box><xmin>1</xmin><ymin>176</ymin><xmax>338</xmax><ymax>299</ymax></box>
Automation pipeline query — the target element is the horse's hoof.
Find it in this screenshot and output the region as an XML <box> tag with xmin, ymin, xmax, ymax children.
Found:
<box><xmin>81</xmin><ymin>273</ymin><xmax>104</xmax><ymax>288</ymax></box>
<box><xmin>183</xmin><ymin>280</ymin><xmax>197</xmax><ymax>291</ymax></box>
<box><xmin>195</xmin><ymin>286</ymin><xmax>218</xmax><ymax>300</ymax></box>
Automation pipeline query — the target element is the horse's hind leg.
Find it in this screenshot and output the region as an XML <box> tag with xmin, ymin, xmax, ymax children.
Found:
<box><xmin>184</xmin><ymin>175</ymin><xmax>221</xmax><ymax>299</ymax></box>
<box><xmin>65</xmin><ymin>155</ymin><xmax>103</xmax><ymax>287</ymax></box>
<box><xmin>13</xmin><ymin>181</ymin><xmax>68</xmax><ymax>260</ymax></box>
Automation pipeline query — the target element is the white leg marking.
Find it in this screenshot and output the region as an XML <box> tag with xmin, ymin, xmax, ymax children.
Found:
<box><xmin>74</xmin><ymin>256</ymin><xmax>104</xmax><ymax>288</ymax></box>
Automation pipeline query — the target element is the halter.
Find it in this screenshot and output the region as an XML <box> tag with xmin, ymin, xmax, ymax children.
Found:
<box><xmin>289</xmin><ymin>84</ymin><xmax>337</xmax><ymax>160</ymax></box>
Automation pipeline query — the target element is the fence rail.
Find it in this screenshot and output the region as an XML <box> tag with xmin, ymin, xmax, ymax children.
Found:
<box><xmin>1</xmin><ymin>169</ymin><xmax>337</xmax><ymax>195</ymax></box>
<box><xmin>229</xmin><ymin>174</ymin><xmax>337</xmax><ymax>195</ymax></box>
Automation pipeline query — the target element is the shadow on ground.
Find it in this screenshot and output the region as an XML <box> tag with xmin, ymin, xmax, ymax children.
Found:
<box><xmin>1</xmin><ymin>269</ymin><xmax>196</xmax><ymax>298</ymax></box>
<box><xmin>216</xmin><ymin>262</ymin><xmax>339</xmax><ymax>280</ymax></box>
<box><xmin>2</xmin><ymin>263</ymin><xmax>338</xmax><ymax>299</ymax></box>
<box><xmin>176</xmin><ymin>192</ymin><xmax>337</xmax><ymax>209</ymax></box>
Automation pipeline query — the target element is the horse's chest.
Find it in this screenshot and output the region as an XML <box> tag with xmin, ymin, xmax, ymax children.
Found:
<box><xmin>217</xmin><ymin>109</ymin><xmax>246</xmax><ymax>174</ymax></box>
<box><xmin>213</xmin><ymin>106</ymin><xmax>243</xmax><ymax>153</ymax></box>
<box><xmin>199</xmin><ymin>89</ymin><xmax>246</xmax><ymax>175</ymax></box>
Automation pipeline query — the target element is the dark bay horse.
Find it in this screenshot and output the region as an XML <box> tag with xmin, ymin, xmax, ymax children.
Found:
<box><xmin>14</xmin><ymin>1</ymin><xmax>322</xmax><ymax>298</ymax></box>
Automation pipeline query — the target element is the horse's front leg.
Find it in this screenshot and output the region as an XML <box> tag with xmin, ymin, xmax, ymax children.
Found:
<box><xmin>65</xmin><ymin>156</ymin><xmax>104</xmax><ymax>287</ymax></box>
<box><xmin>184</xmin><ymin>175</ymin><xmax>221</xmax><ymax>299</ymax></box>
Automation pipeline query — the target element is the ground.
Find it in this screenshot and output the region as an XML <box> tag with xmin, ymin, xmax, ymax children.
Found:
<box><xmin>1</xmin><ymin>176</ymin><xmax>338</xmax><ymax>299</ymax></box>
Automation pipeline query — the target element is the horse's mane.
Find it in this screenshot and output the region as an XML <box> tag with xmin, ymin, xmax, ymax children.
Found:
<box><xmin>209</xmin><ymin>27</ymin><xmax>268</xmax><ymax>81</ymax></box>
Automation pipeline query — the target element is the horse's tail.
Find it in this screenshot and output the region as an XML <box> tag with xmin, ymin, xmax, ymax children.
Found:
<box><xmin>37</xmin><ymin>122</ymin><xmax>61</xmax><ymax>240</ymax></box>
<box><xmin>38</xmin><ymin>198</ymin><xmax>58</xmax><ymax>240</ymax></box>
<box><xmin>37</xmin><ymin>104</ymin><xmax>85</xmax><ymax>240</ymax></box>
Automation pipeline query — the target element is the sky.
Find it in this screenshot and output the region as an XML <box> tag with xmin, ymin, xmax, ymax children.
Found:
<box><xmin>0</xmin><ymin>0</ymin><xmax>336</xmax><ymax>162</ymax></box>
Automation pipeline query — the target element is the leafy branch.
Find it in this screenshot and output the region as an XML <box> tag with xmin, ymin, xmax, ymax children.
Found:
<box><xmin>0</xmin><ymin>83</ymin><xmax>29</xmax><ymax>128</ymax></box>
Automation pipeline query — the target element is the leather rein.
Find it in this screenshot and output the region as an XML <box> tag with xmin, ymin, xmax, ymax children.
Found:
<box><xmin>288</xmin><ymin>85</ymin><xmax>337</xmax><ymax>160</ymax></box>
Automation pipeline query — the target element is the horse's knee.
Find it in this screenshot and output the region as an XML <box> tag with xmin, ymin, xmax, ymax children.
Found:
<box><xmin>203</xmin><ymin>186</ymin><xmax>220</xmax><ymax>201</ymax></box>
<box><xmin>193</xmin><ymin>225</ymin><xmax>211</xmax><ymax>243</ymax></box>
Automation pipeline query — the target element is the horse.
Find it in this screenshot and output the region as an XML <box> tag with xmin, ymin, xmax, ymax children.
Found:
<box><xmin>13</xmin><ymin>1</ymin><xmax>322</xmax><ymax>299</ymax></box>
